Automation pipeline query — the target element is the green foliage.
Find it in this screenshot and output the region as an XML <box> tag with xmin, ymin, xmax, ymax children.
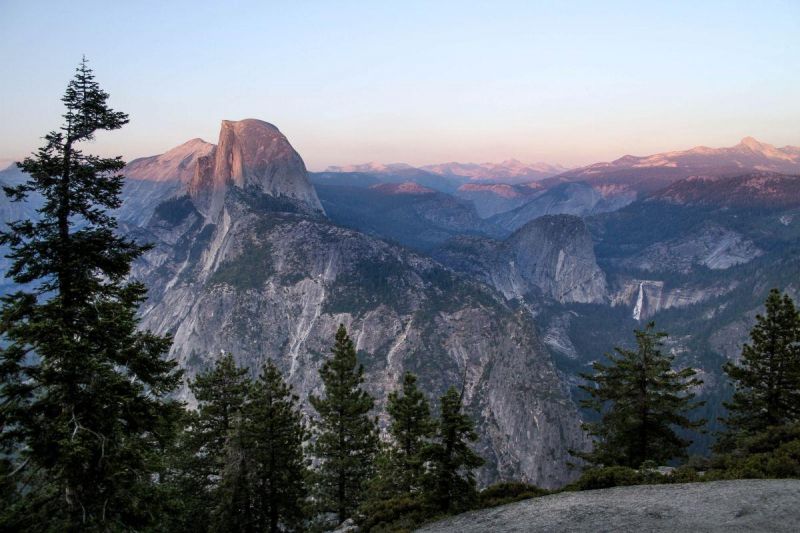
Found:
<box><xmin>210</xmin><ymin>242</ymin><xmax>275</xmax><ymax>290</ymax></box>
<box><xmin>577</xmin><ymin>322</ymin><xmax>705</xmax><ymax>468</ymax></box>
<box><xmin>357</xmin><ymin>495</ymin><xmax>436</xmax><ymax>533</ymax></box>
<box><xmin>168</xmin><ymin>353</ymin><xmax>249</xmax><ymax>530</ymax></box>
<box><xmin>359</xmin><ymin>372</ymin><xmax>435</xmax><ymax>530</ymax></box>
<box><xmin>0</xmin><ymin>57</ymin><xmax>182</xmax><ymax>531</ymax></box>
<box><xmin>153</xmin><ymin>195</ymin><xmax>197</xmax><ymax>225</ymax></box>
<box><xmin>477</xmin><ymin>482</ymin><xmax>548</xmax><ymax>508</ymax></box>
<box><xmin>707</xmin><ymin>423</ymin><xmax>800</xmax><ymax>480</ymax></box>
<box><xmin>719</xmin><ymin>289</ymin><xmax>800</xmax><ymax>448</ymax></box>
<box><xmin>570</xmin><ymin>466</ymin><xmax>654</xmax><ymax>490</ymax></box>
<box><xmin>385</xmin><ymin>372</ymin><xmax>436</xmax><ymax>495</ymax></box>
<box><xmin>424</xmin><ymin>386</ymin><xmax>485</xmax><ymax>513</ymax></box>
<box><xmin>212</xmin><ymin>360</ymin><xmax>309</xmax><ymax>533</ymax></box>
<box><xmin>310</xmin><ymin>324</ymin><xmax>379</xmax><ymax>523</ymax></box>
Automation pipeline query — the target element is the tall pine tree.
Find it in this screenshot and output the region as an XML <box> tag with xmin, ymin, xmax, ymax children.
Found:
<box><xmin>310</xmin><ymin>324</ymin><xmax>379</xmax><ymax>524</ymax></box>
<box><xmin>578</xmin><ymin>322</ymin><xmax>704</xmax><ymax>468</ymax></box>
<box><xmin>424</xmin><ymin>386</ymin><xmax>484</xmax><ymax>513</ymax></box>
<box><xmin>241</xmin><ymin>360</ymin><xmax>308</xmax><ymax>533</ymax></box>
<box><xmin>720</xmin><ymin>289</ymin><xmax>800</xmax><ymax>445</ymax></box>
<box><xmin>0</xmin><ymin>57</ymin><xmax>182</xmax><ymax>531</ymax></box>
<box><xmin>385</xmin><ymin>372</ymin><xmax>435</xmax><ymax>496</ymax></box>
<box><xmin>174</xmin><ymin>352</ymin><xmax>250</xmax><ymax>530</ymax></box>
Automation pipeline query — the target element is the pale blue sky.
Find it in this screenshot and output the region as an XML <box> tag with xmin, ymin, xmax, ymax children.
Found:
<box><xmin>1</xmin><ymin>0</ymin><xmax>798</xmax><ymax>170</ymax></box>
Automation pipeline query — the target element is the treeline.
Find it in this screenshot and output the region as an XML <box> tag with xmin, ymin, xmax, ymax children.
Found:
<box><xmin>2</xmin><ymin>59</ymin><xmax>800</xmax><ymax>532</ymax></box>
<box><xmin>159</xmin><ymin>326</ymin><xmax>483</xmax><ymax>532</ymax></box>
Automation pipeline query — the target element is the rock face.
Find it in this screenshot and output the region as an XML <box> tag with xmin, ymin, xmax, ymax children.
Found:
<box><xmin>188</xmin><ymin>119</ymin><xmax>323</xmax><ymax>218</ymax></box>
<box><xmin>125</xmin><ymin>121</ymin><xmax>587</xmax><ymax>489</ymax></box>
<box><xmin>435</xmin><ymin>215</ymin><xmax>607</xmax><ymax>305</ymax></box>
<box><xmin>417</xmin><ymin>480</ymin><xmax>800</xmax><ymax>533</ymax></box>
<box><xmin>125</xmin><ymin>138</ymin><xmax>216</xmax><ymax>183</ymax></box>
<box><xmin>620</xmin><ymin>223</ymin><xmax>763</xmax><ymax>274</ymax></box>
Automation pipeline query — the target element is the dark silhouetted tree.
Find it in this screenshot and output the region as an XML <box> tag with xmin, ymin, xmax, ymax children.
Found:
<box><xmin>310</xmin><ymin>324</ymin><xmax>379</xmax><ymax>523</ymax></box>
<box><xmin>0</xmin><ymin>57</ymin><xmax>182</xmax><ymax>531</ymax></box>
<box><xmin>385</xmin><ymin>372</ymin><xmax>435</xmax><ymax>496</ymax></box>
<box><xmin>719</xmin><ymin>289</ymin><xmax>800</xmax><ymax>448</ymax></box>
<box><xmin>424</xmin><ymin>386</ymin><xmax>484</xmax><ymax>513</ymax></box>
<box><xmin>578</xmin><ymin>322</ymin><xmax>705</xmax><ymax>468</ymax></box>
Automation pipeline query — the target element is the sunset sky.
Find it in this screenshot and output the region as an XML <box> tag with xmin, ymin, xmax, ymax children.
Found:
<box><xmin>1</xmin><ymin>0</ymin><xmax>798</xmax><ymax>170</ymax></box>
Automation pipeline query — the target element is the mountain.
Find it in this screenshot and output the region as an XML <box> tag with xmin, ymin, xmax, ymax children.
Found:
<box><xmin>117</xmin><ymin>139</ymin><xmax>216</xmax><ymax>225</ymax></box>
<box><xmin>652</xmin><ymin>171</ymin><xmax>800</xmax><ymax>209</ymax></box>
<box><xmin>368</xmin><ymin>181</ymin><xmax>436</xmax><ymax>195</ymax></box>
<box><xmin>122</xmin><ymin>119</ymin><xmax>586</xmax><ymax>488</ymax></box>
<box><xmin>454</xmin><ymin>182</ymin><xmax>544</xmax><ymax>218</ymax></box>
<box><xmin>555</xmin><ymin>137</ymin><xmax>800</xmax><ymax>197</ymax></box>
<box><xmin>435</xmin><ymin>215</ymin><xmax>607</xmax><ymax>305</ymax></box>
<box><xmin>125</xmin><ymin>138</ymin><xmax>216</xmax><ymax>183</ymax></box>
<box><xmin>321</xmin><ymin>163</ymin><xmax>464</xmax><ymax>193</ymax></box>
<box><xmin>490</xmin><ymin>182</ymin><xmax>634</xmax><ymax>233</ymax></box>
<box><xmin>188</xmin><ymin>119</ymin><xmax>323</xmax><ymax>218</ymax></box>
<box><xmin>422</xmin><ymin>159</ymin><xmax>568</xmax><ymax>183</ymax></box>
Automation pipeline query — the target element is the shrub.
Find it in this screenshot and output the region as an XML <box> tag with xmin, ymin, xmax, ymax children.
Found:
<box><xmin>477</xmin><ymin>482</ymin><xmax>548</xmax><ymax>508</ymax></box>
<box><xmin>707</xmin><ymin>423</ymin><xmax>800</xmax><ymax>480</ymax></box>
<box><xmin>358</xmin><ymin>495</ymin><xmax>438</xmax><ymax>533</ymax></box>
<box><xmin>570</xmin><ymin>466</ymin><xmax>649</xmax><ymax>490</ymax></box>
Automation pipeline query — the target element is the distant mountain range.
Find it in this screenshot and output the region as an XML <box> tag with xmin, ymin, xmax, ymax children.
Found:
<box><xmin>324</xmin><ymin>160</ymin><xmax>568</xmax><ymax>184</ymax></box>
<box><xmin>318</xmin><ymin>137</ymin><xmax>800</xmax><ymax>219</ymax></box>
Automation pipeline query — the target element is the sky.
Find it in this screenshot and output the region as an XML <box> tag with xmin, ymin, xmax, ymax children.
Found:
<box><xmin>1</xmin><ymin>0</ymin><xmax>799</xmax><ymax>170</ymax></box>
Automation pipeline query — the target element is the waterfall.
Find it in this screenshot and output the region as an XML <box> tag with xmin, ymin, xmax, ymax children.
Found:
<box><xmin>632</xmin><ymin>282</ymin><xmax>645</xmax><ymax>321</ymax></box>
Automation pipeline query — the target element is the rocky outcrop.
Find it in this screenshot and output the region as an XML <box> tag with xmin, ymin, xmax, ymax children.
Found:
<box><xmin>125</xmin><ymin>138</ymin><xmax>215</xmax><ymax>183</ymax></box>
<box><xmin>188</xmin><ymin>119</ymin><xmax>323</xmax><ymax>219</ymax></box>
<box><xmin>435</xmin><ymin>215</ymin><xmax>607</xmax><ymax>305</ymax></box>
<box><xmin>610</xmin><ymin>278</ymin><xmax>734</xmax><ymax>321</ymax></box>
<box><xmin>417</xmin><ymin>480</ymin><xmax>800</xmax><ymax>533</ymax></box>
<box><xmin>621</xmin><ymin>223</ymin><xmax>763</xmax><ymax>274</ymax></box>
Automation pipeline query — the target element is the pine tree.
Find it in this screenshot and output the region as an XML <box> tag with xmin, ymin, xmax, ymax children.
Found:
<box><xmin>241</xmin><ymin>360</ymin><xmax>308</xmax><ymax>533</ymax></box>
<box><xmin>310</xmin><ymin>324</ymin><xmax>379</xmax><ymax>523</ymax></box>
<box><xmin>424</xmin><ymin>386</ymin><xmax>484</xmax><ymax>513</ymax></box>
<box><xmin>578</xmin><ymin>322</ymin><xmax>705</xmax><ymax>468</ymax></box>
<box><xmin>720</xmin><ymin>289</ymin><xmax>800</xmax><ymax>445</ymax></box>
<box><xmin>385</xmin><ymin>372</ymin><xmax>435</xmax><ymax>496</ymax></box>
<box><xmin>0</xmin><ymin>57</ymin><xmax>182</xmax><ymax>531</ymax></box>
<box><xmin>211</xmin><ymin>420</ymin><xmax>254</xmax><ymax>533</ymax></box>
<box><xmin>176</xmin><ymin>352</ymin><xmax>250</xmax><ymax>530</ymax></box>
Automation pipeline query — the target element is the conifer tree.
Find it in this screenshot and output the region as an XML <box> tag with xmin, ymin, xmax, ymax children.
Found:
<box><xmin>241</xmin><ymin>360</ymin><xmax>308</xmax><ymax>533</ymax></box>
<box><xmin>578</xmin><ymin>322</ymin><xmax>704</xmax><ymax>468</ymax></box>
<box><xmin>424</xmin><ymin>386</ymin><xmax>484</xmax><ymax>513</ymax></box>
<box><xmin>0</xmin><ymin>57</ymin><xmax>182</xmax><ymax>530</ymax></box>
<box><xmin>310</xmin><ymin>324</ymin><xmax>379</xmax><ymax>523</ymax></box>
<box><xmin>211</xmin><ymin>421</ymin><xmax>253</xmax><ymax>533</ymax></box>
<box><xmin>720</xmin><ymin>289</ymin><xmax>800</xmax><ymax>444</ymax></box>
<box><xmin>385</xmin><ymin>372</ymin><xmax>435</xmax><ymax>496</ymax></box>
<box><xmin>176</xmin><ymin>352</ymin><xmax>250</xmax><ymax>529</ymax></box>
